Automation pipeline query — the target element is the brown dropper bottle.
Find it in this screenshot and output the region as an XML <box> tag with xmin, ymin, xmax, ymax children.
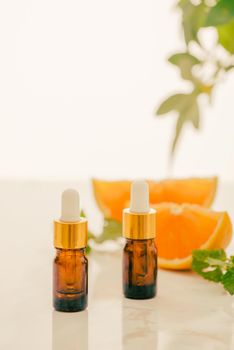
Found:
<box><xmin>53</xmin><ymin>189</ymin><xmax>88</xmax><ymax>312</ymax></box>
<box><xmin>122</xmin><ymin>180</ymin><xmax>157</xmax><ymax>299</ymax></box>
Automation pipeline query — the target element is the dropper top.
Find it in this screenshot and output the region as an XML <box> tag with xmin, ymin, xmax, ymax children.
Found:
<box><xmin>60</xmin><ymin>189</ymin><xmax>80</xmax><ymax>222</ymax></box>
<box><xmin>130</xmin><ymin>180</ymin><xmax>150</xmax><ymax>213</ymax></box>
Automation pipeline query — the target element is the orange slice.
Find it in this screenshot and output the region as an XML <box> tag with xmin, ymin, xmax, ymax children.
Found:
<box><xmin>154</xmin><ymin>203</ymin><xmax>232</xmax><ymax>270</ymax></box>
<box><xmin>92</xmin><ymin>177</ymin><xmax>217</xmax><ymax>221</ymax></box>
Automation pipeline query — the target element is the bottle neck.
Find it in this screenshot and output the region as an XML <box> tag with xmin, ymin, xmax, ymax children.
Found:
<box><xmin>55</xmin><ymin>247</ymin><xmax>86</xmax><ymax>255</ymax></box>
<box><xmin>125</xmin><ymin>238</ymin><xmax>155</xmax><ymax>244</ymax></box>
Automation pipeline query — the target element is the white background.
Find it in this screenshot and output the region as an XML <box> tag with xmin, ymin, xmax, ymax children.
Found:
<box><xmin>0</xmin><ymin>0</ymin><xmax>233</xmax><ymax>181</ymax></box>
<box><xmin>0</xmin><ymin>3</ymin><xmax>234</xmax><ymax>348</ymax></box>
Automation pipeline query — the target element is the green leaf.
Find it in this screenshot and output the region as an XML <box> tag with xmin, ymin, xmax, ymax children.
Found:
<box><xmin>225</xmin><ymin>65</ymin><xmax>234</xmax><ymax>72</ymax></box>
<box><xmin>82</xmin><ymin>213</ymin><xmax>122</xmax><ymax>252</ymax></box>
<box><xmin>168</xmin><ymin>52</ymin><xmax>201</xmax><ymax>80</ymax></box>
<box><xmin>81</xmin><ymin>210</ymin><xmax>96</xmax><ymax>240</ymax></box>
<box><xmin>169</xmin><ymin>53</ymin><xmax>201</xmax><ymax>66</ymax></box>
<box><xmin>222</xmin><ymin>268</ymin><xmax>234</xmax><ymax>295</ymax></box>
<box><xmin>80</xmin><ymin>210</ymin><xmax>86</xmax><ymax>217</ymax></box>
<box><xmin>172</xmin><ymin>113</ymin><xmax>185</xmax><ymax>154</ymax></box>
<box><xmin>218</xmin><ymin>20</ymin><xmax>234</xmax><ymax>54</ymax></box>
<box><xmin>88</xmin><ymin>231</ymin><xmax>96</xmax><ymax>240</ymax></box>
<box><xmin>187</xmin><ymin>96</ymin><xmax>200</xmax><ymax>129</ymax></box>
<box><xmin>192</xmin><ymin>250</ymin><xmax>234</xmax><ymax>295</ymax></box>
<box><xmin>171</xmin><ymin>93</ymin><xmax>200</xmax><ymax>154</ymax></box>
<box><xmin>94</xmin><ymin>218</ymin><xmax>122</xmax><ymax>244</ymax></box>
<box><xmin>192</xmin><ymin>249</ymin><xmax>226</xmax><ymax>282</ymax></box>
<box><xmin>178</xmin><ymin>1</ymin><xmax>207</xmax><ymax>45</ymax></box>
<box><xmin>156</xmin><ymin>92</ymin><xmax>200</xmax><ymax>154</ymax></box>
<box><xmin>86</xmin><ymin>244</ymin><xmax>92</xmax><ymax>254</ymax></box>
<box><xmin>193</xmin><ymin>249</ymin><xmax>227</xmax><ymax>263</ymax></box>
<box><xmin>205</xmin><ymin>0</ymin><xmax>234</xmax><ymax>27</ymax></box>
<box><xmin>156</xmin><ymin>94</ymin><xmax>187</xmax><ymax>116</ymax></box>
<box><xmin>205</xmin><ymin>257</ymin><xmax>227</xmax><ymax>267</ymax></box>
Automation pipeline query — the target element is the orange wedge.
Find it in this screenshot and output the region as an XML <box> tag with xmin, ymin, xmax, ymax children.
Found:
<box><xmin>92</xmin><ymin>177</ymin><xmax>217</xmax><ymax>221</ymax></box>
<box><xmin>154</xmin><ymin>203</ymin><xmax>232</xmax><ymax>270</ymax></box>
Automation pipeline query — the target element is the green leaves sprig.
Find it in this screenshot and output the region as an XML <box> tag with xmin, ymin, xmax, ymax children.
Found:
<box><xmin>155</xmin><ymin>0</ymin><xmax>234</xmax><ymax>156</ymax></box>
<box><xmin>81</xmin><ymin>210</ymin><xmax>122</xmax><ymax>254</ymax></box>
<box><xmin>92</xmin><ymin>218</ymin><xmax>122</xmax><ymax>244</ymax></box>
<box><xmin>192</xmin><ymin>249</ymin><xmax>234</xmax><ymax>295</ymax></box>
<box><xmin>157</xmin><ymin>90</ymin><xmax>200</xmax><ymax>154</ymax></box>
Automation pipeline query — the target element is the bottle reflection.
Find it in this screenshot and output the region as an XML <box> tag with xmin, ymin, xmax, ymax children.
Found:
<box><xmin>52</xmin><ymin>310</ymin><xmax>88</xmax><ymax>350</ymax></box>
<box><xmin>122</xmin><ymin>299</ymin><xmax>158</xmax><ymax>350</ymax></box>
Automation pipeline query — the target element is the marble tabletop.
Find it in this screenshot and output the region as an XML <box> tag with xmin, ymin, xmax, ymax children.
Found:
<box><xmin>0</xmin><ymin>180</ymin><xmax>234</xmax><ymax>350</ymax></box>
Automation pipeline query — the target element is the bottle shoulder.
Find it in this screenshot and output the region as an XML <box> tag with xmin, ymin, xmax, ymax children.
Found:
<box><xmin>124</xmin><ymin>239</ymin><xmax>157</xmax><ymax>254</ymax></box>
<box><xmin>54</xmin><ymin>249</ymin><xmax>88</xmax><ymax>264</ymax></box>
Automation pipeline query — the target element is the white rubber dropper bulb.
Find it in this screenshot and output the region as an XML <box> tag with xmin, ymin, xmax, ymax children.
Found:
<box><xmin>130</xmin><ymin>180</ymin><xmax>150</xmax><ymax>213</ymax></box>
<box><xmin>60</xmin><ymin>189</ymin><xmax>80</xmax><ymax>222</ymax></box>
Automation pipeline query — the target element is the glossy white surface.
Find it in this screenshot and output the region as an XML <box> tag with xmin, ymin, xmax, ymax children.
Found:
<box><xmin>0</xmin><ymin>181</ymin><xmax>234</xmax><ymax>350</ymax></box>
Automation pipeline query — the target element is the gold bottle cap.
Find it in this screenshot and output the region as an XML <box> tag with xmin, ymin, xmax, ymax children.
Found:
<box><xmin>123</xmin><ymin>208</ymin><xmax>156</xmax><ymax>240</ymax></box>
<box><xmin>54</xmin><ymin>189</ymin><xmax>88</xmax><ymax>249</ymax></box>
<box><xmin>54</xmin><ymin>219</ymin><xmax>88</xmax><ymax>249</ymax></box>
<box><xmin>122</xmin><ymin>180</ymin><xmax>156</xmax><ymax>240</ymax></box>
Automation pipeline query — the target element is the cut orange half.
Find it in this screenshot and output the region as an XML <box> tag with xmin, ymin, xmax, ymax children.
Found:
<box><xmin>92</xmin><ymin>177</ymin><xmax>218</xmax><ymax>221</ymax></box>
<box><xmin>154</xmin><ymin>203</ymin><xmax>232</xmax><ymax>270</ymax></box>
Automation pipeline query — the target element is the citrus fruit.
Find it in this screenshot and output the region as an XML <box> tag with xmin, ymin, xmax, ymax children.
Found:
<box><xmin>92</xmin><ymin>177</ymin><xmax>217</xmax><ymax>221</ymax></box>
<box><xmin>154</xmin><ymin>203</ymin><xmax>232</xmax><ymax>270</ymax></box>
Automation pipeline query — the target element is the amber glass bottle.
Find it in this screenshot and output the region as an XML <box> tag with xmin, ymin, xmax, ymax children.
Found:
<box><xmin>53</xmin><ymin>248</ymin><xmax>88</xmax><ymax>312</ymax></box>
<box><xmin>123</xmin><ymin>239</ymin><xmax>157</xmax><ymax>299</ymax></box>
<box><xmin>122</xmin><ymin>180</ymin><xmax>157</xmax><ymax>300</ymax></box>
<box><xmin>53</xmin><ymin>189</ymin><xmax>88</xmax><ymax>312</ymax></box>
